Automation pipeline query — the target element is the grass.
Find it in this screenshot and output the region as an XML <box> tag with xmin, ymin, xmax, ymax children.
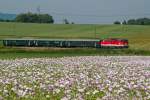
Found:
<box><xmin>0</xmin><ymin>47</ymin><xmax>149</xmax><ymax>59</ymax></box>
<box><xmin>0</xmin><ymin>22</ymin><xmax>150</xmax><ymax>58</ymax></box>
<box><xmin>0</xmin><ymin>22</ymin><xmax>150</xmax><ymax>50</ymax></box>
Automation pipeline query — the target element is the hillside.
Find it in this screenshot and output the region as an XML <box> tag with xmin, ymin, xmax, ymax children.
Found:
<box><xmin>0</xmin><ymin>22</ymin><xmax>150</xmax><ymax>50</ymax></box>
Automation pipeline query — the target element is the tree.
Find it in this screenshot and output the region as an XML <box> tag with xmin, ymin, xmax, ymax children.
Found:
<box><xmin>71</xmin><ymin>22</ymin><xmax>75</xmax><ymax>24</ymax></box>
<box><xmin>15</xmin><ymin>13</ymin><xmax>28</xmax><ymax>22</ymax></box>
<box><xmin>136</xmin><ymin>18</ymin><xmax>150</xmax><ymax>25</ymax></box>
<box><xmin>63</xmin><ymin>19</ymin><xmax>69</xmax><ymax>24</ymax></box>
<box><xmin>127</xmin><ymin>19</ymin><xmax>136</xmax><ymax>25</ymax></box>
<box><xmin>0</xmin><ymin>19</ymin><xmax>14</xmax><ymax>22</ymax></box>
<box><xmin>126</xmin><ymin>18</ymin><xmax>150</xmax><ymax>25</ymax></box>
<box><xmin>38</xmin><ymin>14</ymin><xmax>54</xmax><ymax>23</ymax></box>
<box><xmin>15</xmin><ymin>12</ymin><xmax>54</xmax><ymax>24</ymax></box>
<box><xmin>114</xmin><ymin>21</ymin><xmax>121</xmax><ymax>24</ymax></box>
<box><xmin>122</xmin><ymin>20</ymin><xmax>127</xmax><ymax>25</ymax></box>
<box><xmin>0</xmin><ymin>19</ymin><xmax>4</xmax><ymax>22</ymax></box>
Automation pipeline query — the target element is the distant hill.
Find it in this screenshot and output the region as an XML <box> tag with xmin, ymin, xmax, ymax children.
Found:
<box><xmin>0</xmin><ymin>13</ymin><xmax>16</xmax><ymax>20</ymax></box>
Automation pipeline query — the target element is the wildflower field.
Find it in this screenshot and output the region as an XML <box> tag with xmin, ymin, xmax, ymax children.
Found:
<box><xmin>0</xmin><ymin>56</ymin><xmax>150</xmax><ymax>100</ymax></box>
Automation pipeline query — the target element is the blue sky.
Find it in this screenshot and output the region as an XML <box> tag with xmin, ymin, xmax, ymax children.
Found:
<box><xmin>0</xmin><ymin>0</ymin><xmax>150</xmax><ymax>24</ymax></box>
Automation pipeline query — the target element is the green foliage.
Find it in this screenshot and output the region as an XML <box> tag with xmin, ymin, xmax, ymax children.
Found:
<box><xmin>63</xmin><ymin>19</ymin><xmax>69</xmax><ymax>24</ymax></box>
<box><xmin>136</xmin><ymin>18</ymin><xmax>150</xmax><ymax>25</ymax></box>
<box><xmin>114</xmin><ymin>18</ymin><xmax>150</xmax><ymax>25</ymax></box>
<box><xmin>114</xmin><ymin>21</ymin><xmax>121</xmax><ymax>24</ymax></box>
<box><xmin>127</xmin><ymin>19</ymin><xmax>136</xmax><ymax>25</ymax></box>
<box><xmin>127</xmin><ymin>18</ymin><xmax>150</xmax><ymax>25</ymax></box>
<box><xmin>0</xmin><ymin>48</ymin><xmax>149</xmax><ymax>59</ymax></box>
<box><xmin>0</xmin><ymin>18</ymin><xmax>14</xmax><ymax>22</ymax></box>
<box><xmin>15</xmin><ymin>12</ymin><xmax>54</xmax><ymax>24</ymax></box>
<box><xmin>122</xmin><ymin>20</ymin><xmax>127</xmax><ymax>25</ymax></box>
<box><xmin>128</xmin><ymin>90</ymin><xmax>137</xmax><ymax>100</ymax></box>
<box><xmin>0</xmin><ymin>19</ymin><xmax>4</xmax><ymax>22</ymax></box>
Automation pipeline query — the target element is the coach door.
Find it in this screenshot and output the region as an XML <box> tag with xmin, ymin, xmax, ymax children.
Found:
<box><xmin>28</xmin><ymin>40</ymin><xmax>36</xmax><ymax>47</ymax></box>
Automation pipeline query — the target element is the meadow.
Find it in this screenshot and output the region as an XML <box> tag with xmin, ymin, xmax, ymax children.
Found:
<box><xmin>0</xmin><ymin>56</ymin><xmax>150</xmax><ymax>100</ymax></box>
<box><xmin>0</xmin><ymin>22</ymin><xmax>150</xmax><ymax>58</ymax></box>
<box><xmin>0</xmin><ymin>22</ymin><xmax>150</xmax><ymax>50</ymax></box>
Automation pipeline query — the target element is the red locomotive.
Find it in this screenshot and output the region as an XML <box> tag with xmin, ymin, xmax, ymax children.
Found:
<box><xmin>99</xmin><ymin>38</ymin><xmax>128</xmax><ymax>48</ymax></box>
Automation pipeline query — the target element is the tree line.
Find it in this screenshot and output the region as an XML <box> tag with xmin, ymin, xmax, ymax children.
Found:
<box><xmin>114</xmin><ymin>18</ymin><xmax>150</xmax><ymax>25</ymax></box>
<box><xmin>1</xmin><ymin>12</ymin><xmax>150</xmax><ymax>25</ymax></box>
<box><xmin>0</xmin><ymin>12</ymin><xmax>54</xmax><ymax>24</ymax></box>
<box><xmin>0</xmin><ymin>19</ymin><xmax>14</xmax><ymax>22</ymax></box>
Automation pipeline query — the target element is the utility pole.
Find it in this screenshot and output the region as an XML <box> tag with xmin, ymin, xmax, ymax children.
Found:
<box><xmin>37</xmin><ymin>6</ymin><xmax>41</xmax><ymax>14</ymax></box>
<box><xmin>37</xmin><ymin>6</ymin><xmax>41</xmax><ymax>23</ymax></box>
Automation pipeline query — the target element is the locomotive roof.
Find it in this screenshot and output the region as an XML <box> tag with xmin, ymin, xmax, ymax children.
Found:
<box><xmin>3</xmin><ymin>38</ymin><xmax>100</xmax><ymax>41</ymax></box>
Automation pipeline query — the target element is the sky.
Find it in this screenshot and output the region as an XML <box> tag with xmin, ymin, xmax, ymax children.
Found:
<box><xmin>0</xmin><ymin>0</ymin><xmax>150</xmax><ymax>24</ymax></box>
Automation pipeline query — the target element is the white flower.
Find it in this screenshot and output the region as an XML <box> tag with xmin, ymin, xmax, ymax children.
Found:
<box><xmin>46</xmin><ymin>95</ymin><xmax>50</xmax><ymax>98</ymax></box>
<box><xmin>130</xmin><ymin>81</ymin><xmax>135</xmax><ymax>85</ymax></box>
<box><xmin>86</xmin><ymin>91</ymin><xmax>90</xmax><ymax>95</ymax></box>
<box><xmin>3</xmin><ymin>89</ymin><xmax>8</xmax><ymax>94</ymax></box>
<box><xmin>65</xmin><ymin>90</ymin><xmax>71</xmax><ymax>94</ymax></box>
<box><xmin>78</xmin><ymin>88</ymin><xmax>85</xmax><ymax>93</ymax></box>
<box><xmin>60</xmin><ymin>84</ymin><xmax>65</xmax><ymax>88</ymax></box>
<box><xmin>17</xmin><ymin>90</ymin><xmax>26</xmax><ymax>97</ymax></box>
<box><xmin>147</xmin><ymin>95</ymin><xmax>150</xmax><ymax>99</ymax></box>
<box><xmin>147</xmin><ymin>86</ymin><xmax>150</xmax><ymax>89</ymax></box>
<box><xmin>0</xmin><ymin>96</ymin><xmax>3</xmax><ymax>100</ymax></box>
<box><xmin>93</xmin><ymin>90</ymin><xmax>99</xmax><ymax>95</ymax></box>
<box><xmin>53</xmin><ymin>88</ymin><xmax>61</xmax><ymax>94</ymax></box>
<box><xmin>108</xmin><ymin>87</ymin><xmax>113</xmax><ymax>92</ymax></box>
<box><xmin>0</xmin><ymin>56</ymin><xmax>149</xmax><ymax>99</ymax></box>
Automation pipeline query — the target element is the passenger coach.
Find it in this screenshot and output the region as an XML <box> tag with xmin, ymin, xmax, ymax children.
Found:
<box><xmin>3</xmin><ymin>38</ymin><xmax>129</xmax><ymax>48</ymax></box>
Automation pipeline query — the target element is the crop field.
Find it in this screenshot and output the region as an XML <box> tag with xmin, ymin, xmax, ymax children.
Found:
<box><xmin>0</xmin><ymin>56</ymin><xmax>149</xmax><ymax>100</ymax></box>
<box><xmin>0</xmin><ymin>22</ymin><xmax>150</xmax><ymax>51</ymax></box>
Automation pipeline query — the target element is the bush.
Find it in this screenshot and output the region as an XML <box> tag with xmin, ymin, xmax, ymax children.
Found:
<box><xmin>114</xmin><ymin>21</ymin><xmax>121</xmax><ymax>24</ymax></box>
<box><xmin>15</xmin><ymin>12</ymin><xmax>54</xmax><ymax>24</ymax></box>
<box><xmin>127</xmin><ymin>18</ymin><xmax>150</xmax><ymax>25</ymax></box>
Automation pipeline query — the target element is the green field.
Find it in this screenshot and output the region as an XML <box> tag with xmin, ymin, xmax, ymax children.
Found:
<box><xmin>0</xmin><ymin>47</ymin><xmax>150</xmax><ymax>59</ymax></box>
<box><xmin>0</xmin><ymin>22</ymin><xmax>150</xmax><ymax>50</ymax></box>
<box><xmin>0</xmin><ymin>22</ymin><xmax>150</xmax><ymax>58</ymax></box>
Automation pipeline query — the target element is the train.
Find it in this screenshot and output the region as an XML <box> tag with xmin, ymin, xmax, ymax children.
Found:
<box><xmin>2</xmin><ymin>38</ymin><xmax>129</xmax><ymax>48</ymax></box>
